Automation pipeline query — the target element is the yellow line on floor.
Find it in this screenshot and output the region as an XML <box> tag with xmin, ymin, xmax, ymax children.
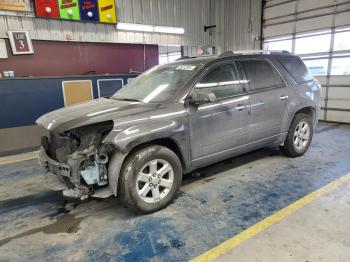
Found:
<box><xmin>191</xmin><ymin>172</ymin><xmax>350</xmax><ymax>262</ymax></box>
<box><xmin>0</xmin><ymin>155</ymin><xmax>38</xmax><ymax>166</ymax></box>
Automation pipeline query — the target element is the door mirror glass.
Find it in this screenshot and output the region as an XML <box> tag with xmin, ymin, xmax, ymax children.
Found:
<box><xmin>187</xmin><ymin>90</ymin><xmax>217</xmax><ymax>105</ymax></box>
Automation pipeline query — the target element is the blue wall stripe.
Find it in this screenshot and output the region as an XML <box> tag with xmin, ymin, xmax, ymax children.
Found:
<box><xmin>0</xmin><ymin>74</ymin><xmax>138</xmax><ymax>129</ymax></box>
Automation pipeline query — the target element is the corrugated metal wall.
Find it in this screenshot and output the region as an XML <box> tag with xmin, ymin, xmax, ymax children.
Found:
<box><xmin>0</xmin><ymin>0</ymin><xmax>262</xmax><ymax>50</ymax></box>
<box><xmin>215</xmin><ymin>0</ymin><xmax>262</xmax><ymax>53</ymax></box>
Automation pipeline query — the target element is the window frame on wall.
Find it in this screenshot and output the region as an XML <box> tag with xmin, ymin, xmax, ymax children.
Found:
<box><xmin>263</xmin><ymin>36</ymin><xmax>293</xmax><ymax>53</ymax></box>
<box><xmin>263</xmin><ymin>25</ymin><xmax>350</xmax><ymax>123</ymax></box>
<box><xmin>158</xmin><ymin>45</ymin><xmax>182</xmax><ymax>65</ymax></box>
<box><xmin>333</xmin><ymin>28</ymin><xmax>350</xmax><ymax>52</ymax></box>
<box><xmin>263</xmin><ymin>27</ymin><xmax>350</xmax><ymax>77</ymax></box>
<box><xmin>294</xmin><ymin>30</ymin><xmax>332</xmax><ymax>55</ymax></box>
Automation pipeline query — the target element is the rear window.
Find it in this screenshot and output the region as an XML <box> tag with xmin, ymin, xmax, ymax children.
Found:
<box><xmin>279</xmin><ymin>57</ymin><xmax>313</xmax><ymax>83</ymax></box>
<box><xmin>241</xmin><ymin>59</ymin><xmax>284</xmax><ymax>91</ymax></box>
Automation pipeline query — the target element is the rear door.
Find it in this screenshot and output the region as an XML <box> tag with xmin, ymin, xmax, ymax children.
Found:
<box><xmin>239</xmin><ymin>58</ymin><xmax>292</xmax><ymax>144</ymax></box>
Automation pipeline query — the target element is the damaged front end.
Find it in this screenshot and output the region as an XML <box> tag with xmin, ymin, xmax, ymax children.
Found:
<box><xmin>38</xmin><ymin>121</ymin><xmax>115</xmax><ymax>200</ymax></box>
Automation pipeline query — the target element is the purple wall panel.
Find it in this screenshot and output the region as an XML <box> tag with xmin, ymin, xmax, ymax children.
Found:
<box><xmin>0</xmin><ymin>40</ymin><xmax>159</xmax><ymax>77</ymax></box>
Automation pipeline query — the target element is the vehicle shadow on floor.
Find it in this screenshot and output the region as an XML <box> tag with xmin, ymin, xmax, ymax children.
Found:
<box><xmin>0</xmin><ymin>146</ymin><xmax>284</xmax><ymax>222</ymax></box>
<box><xmin>79</xmin><ymin>146</ymin><xmax>284</xmax><ymax>217</ymax></box>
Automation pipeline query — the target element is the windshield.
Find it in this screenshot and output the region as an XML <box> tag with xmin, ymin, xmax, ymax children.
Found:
<box><xmin>112</xmin><ymin>63</ymin><xmax>202</xmax><ymax>103</ymax></box>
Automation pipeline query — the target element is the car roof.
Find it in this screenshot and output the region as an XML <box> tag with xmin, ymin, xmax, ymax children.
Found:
<box><xmin>170</xmin><ymin>51</ymin><xmax>298</xmax><ymax>67</ymax></box>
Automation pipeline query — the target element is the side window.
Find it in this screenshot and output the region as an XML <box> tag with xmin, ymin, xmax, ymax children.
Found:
<box><xmin>279</xmin><ymin>57</ymin><xmax>314</xmax><ymax>83</ymax></box>
<box><xmin>195</xmin><ymin>62</ymin><xmax>245</xmax><ymax>99</ymax></box>
<box><xmin>241</xmin><ymin>59</ymin><xmax>284</xmax><ymax>91</ymax></box>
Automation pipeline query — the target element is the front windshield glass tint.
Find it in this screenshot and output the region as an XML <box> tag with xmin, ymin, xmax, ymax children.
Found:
<box><xmin>112</xmin><ymin>63</ymin><xmax>201</xmax><ymax>103</ymax></box>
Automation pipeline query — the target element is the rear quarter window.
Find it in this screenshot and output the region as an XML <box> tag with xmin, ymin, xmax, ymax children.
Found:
<box><xmin>241</xmin><ymin>59</ymin><xmax>284</xmax><ymax>91</ymax></box>
<box><xmin>279</xmin><ymin>57</ymin><xmax>314</xmax><ymax>83</ymax></box>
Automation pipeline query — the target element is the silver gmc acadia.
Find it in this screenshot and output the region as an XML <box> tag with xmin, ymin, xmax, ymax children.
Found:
<box><xmin>37</xmin><ymin>50</ymin><xmax>321</xmax><ymax>213</ymax></box>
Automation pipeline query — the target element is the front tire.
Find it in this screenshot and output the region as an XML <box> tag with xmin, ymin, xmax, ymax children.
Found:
<box><xmin>118</xmin><ymin>145</ymin><xmax>182</xmax><ymax>213</ymax></box>
<box><xmin>281</xmin><ymin>113</ymin><xmax>313</xmax><ymax>157</ymax></box>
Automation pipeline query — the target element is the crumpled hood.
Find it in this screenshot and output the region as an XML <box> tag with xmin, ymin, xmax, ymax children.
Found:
<box><xmin>36</xmin><ymin>98</ymin><xmax>158</xmax><ymax>132</ymax></box>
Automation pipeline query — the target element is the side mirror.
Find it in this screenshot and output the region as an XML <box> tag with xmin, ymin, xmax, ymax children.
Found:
<box><xmin>186</xmin><ymin>90</ymin><xmax>217</xmax><ymax>106</ymax></box>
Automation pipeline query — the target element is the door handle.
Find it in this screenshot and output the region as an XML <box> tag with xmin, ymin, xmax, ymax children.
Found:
<box><xmin>235</xmin><ymin>104</ymin><xmax>246</xmax><ymax>111</ymax></box>
<box><xmin>280</xmin><ymin>95</ymin><xmax>289</xmax><ymax>101</ymax></box>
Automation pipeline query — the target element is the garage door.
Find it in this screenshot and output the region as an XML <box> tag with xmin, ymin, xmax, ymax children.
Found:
<box><xmin>262</xmin><ymin>0</ymin><xmax>350</xmax><ymax>123</ymax></box>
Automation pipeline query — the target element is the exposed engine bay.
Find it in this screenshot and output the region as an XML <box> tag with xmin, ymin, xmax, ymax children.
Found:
<box><xmin>39</xmin><ymin>121</ymin><xmax>115</xmax><ymax>200</ymax></box>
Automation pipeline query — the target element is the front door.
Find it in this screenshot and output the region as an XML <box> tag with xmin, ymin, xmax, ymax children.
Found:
<box><xmin>187</xmin><ymin>61</ymin><xmax>251</xmax><ymax>168</ymax></box>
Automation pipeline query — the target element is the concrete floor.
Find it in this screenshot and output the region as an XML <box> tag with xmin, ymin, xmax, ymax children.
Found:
<box><xmin>217</xmin><ymin>178</ymin><xmax>350</xmax><ymax>262</ymax></box>
<box><xmin>0</xmin><ymin>122</ymin><xmax>350</xmax><ymax>261</ymax></box>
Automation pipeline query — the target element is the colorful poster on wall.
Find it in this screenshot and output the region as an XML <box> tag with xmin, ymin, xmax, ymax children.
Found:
<box><xmin>98</xmin><ymin>0</ymin><xmax>116</xmax><ymax>24</ymax></box>
<box><xmin>8</xmin><ymin>30</ymin><xmax>34</xmax><ymax>55</ymax></box>
<box><xmin>34</xmin><ymin>0</ymin><xmax>59</xmax><ymax>18</ymax></box>
<box><xmin>58</xmin><ymin>0</ymin><xmax>80</xmax><ymax>20</ymax></box>
<box><xmin>0</xmin><ymin>0</ymin><xmax>31</xmax><ymax>12</ymax></box>
<box><xmin>79</xmin><ymin>0</ymin><xmax>99</xmax><ymax>22</ymax></box>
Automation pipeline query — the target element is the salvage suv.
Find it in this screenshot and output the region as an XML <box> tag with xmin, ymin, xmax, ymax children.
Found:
<box><xmin>37</xmin><ymin>50</ymin><xmax>320</xmax><ymax>213</ymax></box>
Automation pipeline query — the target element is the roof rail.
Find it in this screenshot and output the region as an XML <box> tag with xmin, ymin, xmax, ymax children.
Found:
<box><xmin>176</xmin><ymin>56</ymin><xmax>195</xmax><ymax>61</ymax></box>
<box><xmin>219</xmin><ymin>50</ymin><xmax>290</xmax><ymax>57</ymax></box>
<box><xmin>218</xmin><ymin>51</ymin><xmax>235</xmax><ymax>57</ymax></box>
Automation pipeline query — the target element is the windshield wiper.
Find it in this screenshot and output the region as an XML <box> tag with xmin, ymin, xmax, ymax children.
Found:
<box><xmin>114</xmin><ymin>98</ymin><xmax>143</xmax><ymax>102</ymax></box>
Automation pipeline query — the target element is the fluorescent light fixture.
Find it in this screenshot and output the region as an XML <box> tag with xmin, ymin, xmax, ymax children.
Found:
<box><xmin>116</xmin><ymin>23</ymin><xmax>185</xmax><ymax>34</ymax></box>
<box><xmin>117</xmin><ymin>23</ymin><xmax>154</xmax><ymax>32</ymax></box>
<box><xmin>154</xmin><ymin>26</ymin><xmax>185</xmax><ymax>34</ymax></box>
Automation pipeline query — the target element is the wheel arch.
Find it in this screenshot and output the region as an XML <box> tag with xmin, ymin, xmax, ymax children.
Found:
<box><xmin>108</xmin><ymin>137</ymin><xmax>187</xmax><ymax>197</ymax></box>
<box><xmin>123</xmin><ymin>137</ymin><xmax>186</xmax><ymax>171</ymax></box>
<box><xmin>294</xmin><ymin>106</ymin><xmax>315</xmax><ymax>122</ymax></box>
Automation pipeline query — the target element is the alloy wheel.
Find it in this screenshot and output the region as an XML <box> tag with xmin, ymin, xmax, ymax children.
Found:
<box><xmin>136</xmin><ymin>159</ymin><xmax>174</xmax><ymax>204</ymax></box>
<box><xmin>293</xmin><ymin>120</ymin><xmax>310</xmax><ymax>151</ymax></box>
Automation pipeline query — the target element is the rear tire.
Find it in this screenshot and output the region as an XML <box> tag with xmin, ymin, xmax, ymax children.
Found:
<box><xmin>281</xmin><ymin>113</ymin><xmax>313</xmax><ymax>157</ymax></box>
<box><xmin>118</xmin><ymin>145</ymin><xmax>182</xmax><ymax>213</ymax></box>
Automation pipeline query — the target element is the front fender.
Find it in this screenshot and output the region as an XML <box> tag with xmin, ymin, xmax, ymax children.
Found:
<box><xmin>108</xmin><ymin>150</ymin><xmax>127</xmax><ymax>196</ymax></box>
<box><xmin>103</xmin><ymin>119</ymin><xmax>189</xmax><ymax>195</ymax></box>
<box><xmin>103</xmin><ymin>119</ymin><xmax>186</xmax><ymax>152</ymax></box>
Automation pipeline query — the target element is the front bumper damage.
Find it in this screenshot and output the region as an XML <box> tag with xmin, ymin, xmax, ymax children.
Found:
<box><xmin>39</xmin><ymin>146</ymin><xmax>113</xmax><ymax>200</ymax></box>
<box><xmin>39</xmin><ymin>148</ymin><xmax>70</xmax><ymax>191</ymax></box>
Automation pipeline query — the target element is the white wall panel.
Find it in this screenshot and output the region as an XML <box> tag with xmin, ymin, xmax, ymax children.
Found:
<box><xmin>297</xmin><ymin>0</ymin><xmax>334</xmax><ymax>12</ymax></box>
<box><xmin>264</xmin><ymin>22</ymin><xmax>294</xmax><ymax>38</ymax></box>
<box><xmin>315</xmin><ymin>76</ymin><xmax>327</xmax><ymax>85</ymax></box>
<box><xmin>335</xmin><ymin>11</ymin><xmax>350</xmax><ymax>27</ymax></box>
<box><xmin>265</xmin><ymin>0</ymin><xmax>294</xmax><ymax>7</ymax></box>
<box><xmin>328</xmin><ymin>87</ymin><xmax>350</xmax><ymax>109</ymax></box>
<box><xmin>327</xmin><ymin>110</ymin><xmax>350</xmax><ymax>123</ymax></box>
<box><xmin>264</xmin><ymin>14</ymin><xmax>295</xmax><ymax>26</ymax></box>
<box><xmin>329</xmin><ymin>75</ymin><xmax>350</xmax><ymax>86</ymax></box>
<box><xmin>297</xmin><ymin>7</ymin><xmax>333</xmax><ymax>18</ymax></box>
<box><xmin>296</xmin><ymin>15</ymin><xmax>333</xmax><ymax>33</ymax></box>
<box><xmin>337</xmin><ymin>2</ymin><xmax>350</xmax><ymax>11</ymax></box>
<box><xmin>264</xmin><ymin>2</ymin><xmax>295</xmax><ymax>19</ymax></box>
